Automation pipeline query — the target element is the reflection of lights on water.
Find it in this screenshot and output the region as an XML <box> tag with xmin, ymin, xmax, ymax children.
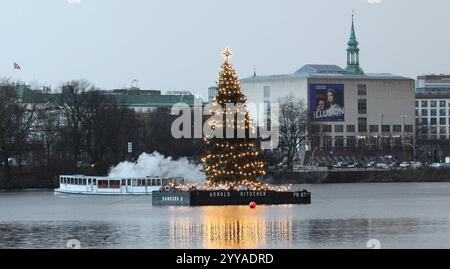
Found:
<box><xmin>168</xmin><ymin>207</ymin><xmax>293</xmax><ymax>249</ymax></box>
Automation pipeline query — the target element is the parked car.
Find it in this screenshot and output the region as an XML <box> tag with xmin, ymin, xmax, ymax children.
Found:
<box><xmin>410</xmin><ymin>162</ymin><xmax>423</xmax><ymax>169</ymax></box>
<box><xmin>366</xmin><ymin>161</ymin><xmax>376</xmax><ymax>168</ymax></box>
<box><xmin>334</xmin><ymin>161</ymin><xmax>350</xmax><ymax>168</ymax></box>
<box><xmin>389</xmin><ymin>161</ymin><xmax>401</xmax><ymax>168</ymax></box>
<box><xmin>348</xmin><ymin>162</ymin><xmax>363</xmax><ymax>168</ymax></box>
<box><xmin>399</xmin><ymin>162</ymin><xmax>410</xmax><ymax>168</ymax></box>
<box><xmin>376</xmin><ymin>163</ymin><xmax>389</xmax><ymax>169</ymax></box>
<box><xmin>431</xmin><ymin>163</ymin><xmax>443</xmax><ymax>169</ymax></box>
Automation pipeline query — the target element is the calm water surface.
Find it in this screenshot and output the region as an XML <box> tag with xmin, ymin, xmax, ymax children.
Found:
<box><xmin>1</xmin><ymin>183</ymin><xmax>450</xmax><ymax>249</ymax></box>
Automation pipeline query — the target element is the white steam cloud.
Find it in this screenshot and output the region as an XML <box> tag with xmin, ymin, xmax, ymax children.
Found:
<box><xmin>108</xmin><ymin>152</ymin><xmax>206</xmax><ymax>184</ymax></box>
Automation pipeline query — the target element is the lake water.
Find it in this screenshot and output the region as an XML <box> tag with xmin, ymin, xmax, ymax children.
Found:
<box><xmin>1</xmin><ymin>183</ymin><xmax>450</xmax><ymax>249</ymax></box>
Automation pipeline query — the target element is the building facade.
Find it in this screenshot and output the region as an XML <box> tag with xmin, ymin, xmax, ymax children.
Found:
<box><xmin>240</xmin><ymin>16</ymin><xmax>416</xmax><ymax>154</ymax></box>
<box><xmin>415</xmin><ymin>75</ymin><xmax>450</xmax><ymax>141</ymax></box>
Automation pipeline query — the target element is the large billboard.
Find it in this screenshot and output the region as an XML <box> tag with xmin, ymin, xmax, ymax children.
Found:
<box><xmin>310</xmin><ymin>83</ymin><xmax>345</xmax><ymax>122</ymax></box>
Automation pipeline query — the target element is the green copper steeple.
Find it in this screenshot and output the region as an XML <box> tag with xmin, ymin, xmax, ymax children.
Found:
<box><xmin>345</xmin><ymin>14</ymin><xmax>364</xmax><ymax>75</ymax></box>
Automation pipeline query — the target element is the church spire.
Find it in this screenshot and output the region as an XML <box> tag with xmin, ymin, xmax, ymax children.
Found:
<box><xmin>345</xmin><ymin>13</ymin><xmax>364</xmax><ymax>75</ymax></box>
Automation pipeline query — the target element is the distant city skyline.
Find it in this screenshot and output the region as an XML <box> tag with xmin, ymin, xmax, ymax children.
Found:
<box><xmin>1</xmin><ymin>0</ymin><xmax>450</xmax><ymax>98</ymax></box>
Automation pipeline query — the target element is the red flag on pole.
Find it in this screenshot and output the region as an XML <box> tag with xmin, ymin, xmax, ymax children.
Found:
<box><xmin>14</xmin><ymin>62</ymin><xmax>21</xmax><ymax>70</ymax></box>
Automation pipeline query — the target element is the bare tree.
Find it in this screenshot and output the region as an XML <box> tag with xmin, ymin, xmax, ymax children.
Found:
<box><xmin>277</xmin><ymin>94</ymin><xmax>309</xmax><ymax>169</ymax></box>
<box><xmin>0</xmin><ymin>81</ymin><xmax>36</xmax><ymax>187</ymax></box>
<box><xmin>59</xmin><ymin>80</ymin><xmax>93</xmax><ymax>167</ymax></box>
<box><xmin>35</xmin><ymin>104</ymin><xmax>62</xmax><ymax>168</ymax></box>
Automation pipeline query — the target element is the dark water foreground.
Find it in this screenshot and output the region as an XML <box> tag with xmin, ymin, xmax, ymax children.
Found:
<box><xmin>0</xmin><ymin>183</ymin><xmax>450</xmax><ymax>249</ymax></box>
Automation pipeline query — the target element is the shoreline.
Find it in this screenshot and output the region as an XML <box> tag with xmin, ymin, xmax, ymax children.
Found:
<box><xmin>1</xmin><ymin>180</ymin><xmax>450</xmax><ymax>192</ymax></box>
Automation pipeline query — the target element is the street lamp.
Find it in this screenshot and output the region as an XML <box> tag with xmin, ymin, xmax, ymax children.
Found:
<box><xmin>379</xmin><ymin>113</ymin><xmax>385</xmax><ymax>152</ymax></box>
<box><xmin>401</xmin><ymin>115</ymin><xmax>408</xmax><ymax>145</ymax></box>
<box><xmin>404</xmin><ymin>143</ymin><xmax>416</xmax><ymax>163</ymax></box>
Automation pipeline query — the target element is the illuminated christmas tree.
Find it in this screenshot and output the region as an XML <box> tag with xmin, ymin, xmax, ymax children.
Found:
<box><xmin>201</xmin><ymin>48</ymin><xmax>266</xmax><ymax>189</ymax></box>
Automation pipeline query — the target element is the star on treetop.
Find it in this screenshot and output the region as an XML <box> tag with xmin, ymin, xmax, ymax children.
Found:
<box><xmin>222</xmin><ymin>47</ymin><xmax>233</xmax><ymax>62</ymax></box>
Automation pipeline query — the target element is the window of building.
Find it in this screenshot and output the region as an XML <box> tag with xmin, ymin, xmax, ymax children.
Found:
<box><xmin>441</xmin><ymin>101</ymin><xmax>447</xmax><ymax>107</ymax></box>
<box><xmin>440</xmin><ymin>118</ymin><xmax>447</xmax><ymax>125</ymax></box>
<box><xmin>422</xmin><ymin>109</ymin><xmax>428</xmax><ymax>117</ymax></box>
<box><xmin>382</xmin><ymin>125</ymin><xmax>390</xmax><ymax>132</ymax></box>
<box><xmin>415</xmin><ymin>101</ymin><xmax>419</xmax><ymax>108</ymax></box>
<box><xmin>431</xmin><ymin>109</ymin><xmax>437</xmax><ymax>117</ymax></box>
<box><xmin>431</xmin><ymin>126</ymin><xmax>438</xmax><ymax>134</ymax></box>
<box><xmin>323</xmin><ymin>136</ymin><xmax>332</xmax><ymax>150</ymax></box>
<box><xmin>358</xmin><ymin>117</ymin><xmax>367</xmax><ymax>132</ymax></box>
<box><xmin>322</xmin><ymin>125</ymin><xmax>332</xmax><ymax>133</ymax></box>
<box><xmin>263</xmin><ymin>86</ymin><xmax>271</xmax><ymax>98</ymax></box>
<box><xmin>440</xmin><ymin>109</ymin><xmax>446</xmax><ymax>116</ymax></box>
<box><xmin>440</xmin><ymin>126</ymin><xmax>447</xmax><ymax>134</ymax></box>
<box><xmin>369</xmin><ymin>125</ymin><xmax>379</xmax><ymax>133</ymax></box>
<box><xmin>335</xmin><ymin>125</ymin><xmax>344</xmax><ymax>133</ymax></box>
<box><xmin>347</xmin><ymin>136</ymin><xmax>356</xmax><ymax>149</ymax></box>
<box><xmin>335</xmin><ymin>136</ymin><xmax>344</xmax><ymax>149</ymax></box>
<box><xmin>310</xmin><ymin>125</ymin><xmax>320</xmax><ymax>133</ymax></box>
<box><xmin>405</xmin><ymin>125</ymin><xmax>413</xmax><ymax>133</ymax></box>
<box><xmin>421</xmin><ymin>101</ymin><xmax>428</xmax><ymax>107</ymax></box>
<box><xmin>416</xmin><ymin>110</ymin><xmax>419</xmax><ymax>117</ymax></box>
<box><xmin>430</xmin><ymin>118</ymin><xmax>437</xmax><ymax>125</ymax></box>
<box><xmin>358</xmin><ymin>84</ymin><xmax>367</xmax><ymax>96</ymax></box>
<box><xmin>393</xmin><ymin>125</ymin><xmax>402</xmax><ymax>132</ymax></box>
<box><xmin>358</xmin><ymin>99</ymin><xmax>367</xmax><ymax>114</ymax></box>
<box><xmin>422</xmin><ymin>118</ymin><xmax>428</xmax><ymax>125</ymax></box>
<box><xmin>347</xmin><ymin>125</ymin><xmax>355</xmax><ymax>133</ymax></box>
<box><xmin>431</xmin><ymin>101</ymin><xmax>437</xmax><ymax>107</ymax></box>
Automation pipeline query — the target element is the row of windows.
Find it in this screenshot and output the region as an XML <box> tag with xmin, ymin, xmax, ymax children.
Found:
<box><xmin>417</xmin><ymin>118</ymin><xmax>450</xmax><ymax>126</ymax></box>
<box><xmin>262</xmin><ymin>84</ymin><xmax>368</xmax><ymax>99</ymax></box>
<box><xmin>311</xmin><ymin>135</ymin><xmax>410</xmax><ymax>150</ymax></box>
<box><xmin>416</xmin><ymin>109</ymin><xmax>450</xmax><ymax>117</ymax></box>
<box><xmin>416</xmin><ymin>100</ymin><xmax>449</xmax><ymax>108</ymax></box>
<box><xmin>418</xmin><ymin>126</ymin><xmax>448</xmax><ymax>134</ymax></box>
<box><xmin>313</xmin><ymin>124</ymin><xmax>413</xmax><ymax>133</ymax></box>
<box><xmin>60</xmin><ymin>177</ymin><xmax>163</xmax><ymax>186</ymax></box>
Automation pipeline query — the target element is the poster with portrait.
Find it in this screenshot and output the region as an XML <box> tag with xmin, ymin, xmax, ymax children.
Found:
<box><xmin>310</xmin><ymin>83</ymin><xmax>345</xmax><ymax>122</ymax></box>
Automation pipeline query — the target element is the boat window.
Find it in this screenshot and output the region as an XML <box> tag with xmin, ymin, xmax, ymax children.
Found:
<box><xmin>88</xmin><ymin>179</ymin><xmax>91</xmax><ymax>185</ymax></box>
<box><xmin>93</xmin><ymin>179</ymin><xmax>97</xmax><ymax>185</ymax></box>
<box><xmin>110</xmin><ymin>180</ymin><xmax>121</xmax><ymax>189</ymax></box>
<box><xmin>127</xmin><ymin>179</ymin><xmax>131</xmax><ymax>186</ymax></box>
<box><xmin>133</xmin><ymin>179</ymin><xmax>137</xmax><ymax>186</ymax></box>
<box><xmin>98</xmin><ymin>180</ymin><xmax>108</xmax><ymax>189</ymax></box>
<box><xmin>82</xmin><ymin>178</ymin><xmax>86</xmax><ymax>185</ymax></box>
<box><xmin>122</xmin><ymin>179</ymin><xmax>126</xmax><ymax>185</ymax></box>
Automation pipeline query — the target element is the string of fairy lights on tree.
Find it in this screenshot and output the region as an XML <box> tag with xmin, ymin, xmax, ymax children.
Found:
<box><xmin>201</xmin><ymin>48</ymin><xmax>267</xmax><ymax>190</ymax></box>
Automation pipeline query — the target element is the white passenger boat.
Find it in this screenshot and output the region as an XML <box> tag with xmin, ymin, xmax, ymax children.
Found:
<box><xmin>55</xmin><ymin>175</ymin><xmax>184</xmax><ymax>195</ymax></box>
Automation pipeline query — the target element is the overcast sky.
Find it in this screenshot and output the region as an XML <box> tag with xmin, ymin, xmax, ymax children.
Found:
<box><xmin>1</xmin><ymin>0</ymin><xmax>450</xmax><ymax>98</ymax></box>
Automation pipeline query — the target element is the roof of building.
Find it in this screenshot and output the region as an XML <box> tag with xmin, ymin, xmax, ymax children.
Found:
<box><xmin>417</xmin><ymin>75</ymin><xmax>450</xmax><ymax>80</ymax></box>
<box><xmin>295</xmin><ymin>64</ymin><xmax>345</xmax><ymax>75</ymax></box>
<box><xmin>241</xmin><ymin>64</ymin><xmax>413</xmax><ymax>83</ymax></box>
<box><xmin>113</xmin><ymin>94</ymin><xmax>197</xmax><ymax>107</ymax></box>
<box><xmin>17</xmin><ymin>85</ymin><xmax>197</xmax><ymax>107</ymax></box>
